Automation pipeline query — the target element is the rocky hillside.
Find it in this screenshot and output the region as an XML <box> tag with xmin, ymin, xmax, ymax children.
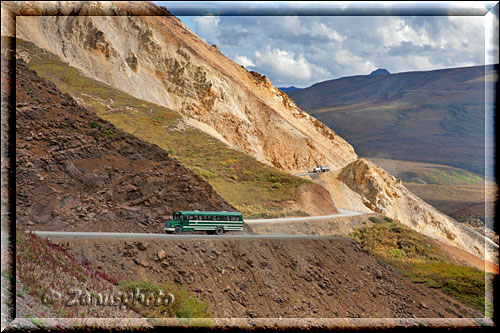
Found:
<box><xmin>6</xmin><ymin>1</ymin><xmax>358</xmax><ymax>173</ymax></box>
<box><xmin>52</xmin><ymin>235</ymin><xmax>481</xmax><ymax>319</ymax></box>
<box><xmin>3</xmin><ymin>1</ymin><xmax>497</xmax><ymax>261</ymax></box>
<box><xmin>15</xmin><ymin>58</ymin><xmax>238</xmax><ymax>233</ymax></box>
<box><xmin>14</xmin><ymin>37</ymin><xmax>338</xmax><ymax>219</ymax></box>
<box><xmin>337</xmin><ymin>159</ymin><xmax>497</xmax><ymax>262</ymax></box>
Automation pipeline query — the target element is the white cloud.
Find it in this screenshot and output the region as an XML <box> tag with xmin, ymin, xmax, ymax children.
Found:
<box><xmin>192</xmin><ymin>15</ymin><xmax>220</xmax><ymax>44</ymax></box>
<box><xmin>251</xmin><ymin>47</ymin><xmax>332</xmax><ymax>86</ymax></box>
<box><xmin>184</xmin><ymin>13</ymin><xmax>493</xmax><ymax>87</ymax></box>
<box><xmin>254</xmin><ymin>48</ymin><xmax>312</xmax><ymax>81</ymax></box>
<box><xmin>234</xmin><ymin>55</ymin><xmax>255</xmax><ymax>67</ymax></box>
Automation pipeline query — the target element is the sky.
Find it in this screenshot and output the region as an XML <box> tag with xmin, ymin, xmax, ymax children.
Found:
<box><xmin>155</xmin><ymin>2</ymin><xmax>499</xmax><ymax>88</ymax></box>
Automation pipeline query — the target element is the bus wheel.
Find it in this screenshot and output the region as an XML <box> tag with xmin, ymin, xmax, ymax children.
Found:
<box><xmin>215</xmin><ymin>227</ymin><xmax>224</xmax><ymax>235</ymax></box>
<box><xmin>174</xmin><ymin>226</ymin><xmax>182</xmax><ymax>234</ymax></box>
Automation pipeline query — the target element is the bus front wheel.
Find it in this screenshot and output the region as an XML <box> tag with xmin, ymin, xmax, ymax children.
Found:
<box><xmin>174</xmin><ymin>226</ymin><xmax>182</xmax><ymax>234</ymax></box>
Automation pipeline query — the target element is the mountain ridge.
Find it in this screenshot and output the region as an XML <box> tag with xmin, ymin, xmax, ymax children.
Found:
<box><xmin>286</xmin><ymin>64</ymin><xmax>496</xmax><ymax>175</ymax></box>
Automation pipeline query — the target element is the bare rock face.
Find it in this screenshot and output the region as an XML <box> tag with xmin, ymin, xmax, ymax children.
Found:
<box><xmin>339</xmin><ymin>159</ymin><xmax>498</xmax><ymax>261</ymax></box>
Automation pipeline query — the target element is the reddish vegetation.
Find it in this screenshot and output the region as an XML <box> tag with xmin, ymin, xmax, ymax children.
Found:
<box><xmin>15</xmin><ymin>230</ymin><xmax>139</xmax><ymax>319</ymax></box>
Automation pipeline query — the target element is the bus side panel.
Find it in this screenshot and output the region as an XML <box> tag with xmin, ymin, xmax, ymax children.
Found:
<box><xmin>185</xmin><ymin>220</ymin><xmax>243</xmax><ymax>231</ymax></box>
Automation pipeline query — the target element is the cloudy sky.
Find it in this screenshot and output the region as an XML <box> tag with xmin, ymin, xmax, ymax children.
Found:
<box><xmin>156</xmin><ymin>2</ymin><xmax>499</xmax><ymax>88</ymax></box>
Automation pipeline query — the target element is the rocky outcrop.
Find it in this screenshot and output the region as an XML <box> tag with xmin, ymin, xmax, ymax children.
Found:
<box><xmin>275</xmin><ymin>183</ymin><xmax>339</xmax><ymax>217</ymax></box>
<box><xmin>338</xmin><ymin>159</ymin><xmax>498</xmax><ymax>261</ymax></box>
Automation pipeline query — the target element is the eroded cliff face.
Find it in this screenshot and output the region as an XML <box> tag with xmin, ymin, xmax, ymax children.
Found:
<box><xmin>9</xmin><ymin>3</ymin><xmax>357</xmax><ymax>174</ymax></box>
<box><xmin>338</xmin><ymin>159</ymin><xmax>497</xmax><ymax>261</ymax></box>
<box><xmin>4</xmin><ymin>1</ymin><xmax>497</xmax><ymax>261</ymax></box>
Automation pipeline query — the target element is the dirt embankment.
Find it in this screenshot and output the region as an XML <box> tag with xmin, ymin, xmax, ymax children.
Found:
<box><xmin>51</xmin><ymin>236</ymin><xmax>480</xmax><ymax>319</ymax></box>
<box><xmin>271</xmin><ymin>183</ymin><xmax>339</xmax><ymax>216</ymax></box>
<box><xmin>250</xmin><ymin>214</ymin><xmax>376</xmax><ymax>236</ymax></box>
<box><xmin>15</xmin><ymin>59</ymin><xmax>242</xmax><ymax>233</ymax></box>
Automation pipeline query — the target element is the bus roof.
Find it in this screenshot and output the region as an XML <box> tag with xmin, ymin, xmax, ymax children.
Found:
<box><xmin>175</xmin><ymin>211</ymin><xmax>243</xmax><ymax>216</ymax></box>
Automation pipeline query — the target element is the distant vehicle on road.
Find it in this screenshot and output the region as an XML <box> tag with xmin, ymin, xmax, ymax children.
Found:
<box><xmin>164</xmin><ymin>211</ymin><xmax>244</xmax><ymax>235</ymax></box>
<box><xmin>313</xmin><ymin>165</ymin><xmax>330</xmax><ymax>173</ymax></box>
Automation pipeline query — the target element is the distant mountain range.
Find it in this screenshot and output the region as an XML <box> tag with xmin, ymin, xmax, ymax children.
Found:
<box><xmin>286</xmin><ymin>65</ymin><xmax>498</xmax><ymax>176</ymax></box>
<box><xmin>278</xmin><ymin>86</ymin><xmax>301</xmax><ymax>93</ymax></box>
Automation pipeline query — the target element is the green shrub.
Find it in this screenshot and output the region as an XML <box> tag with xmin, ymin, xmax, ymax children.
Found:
<box><xmin>118</xmin><ymin>280</ymin><xmax>210</xmax><ymax>318</ymax></box>
<box><xmin>389</xmin><ymin>248</ymin><xmax>403</xmax><ymax>260</ymax></box>
<box><xmin>89</xmin><ymin>121</ymin><xmax>102</xmax><ymax>129</ymax></box>
<box><xmin>101</xmin><ymin>128</ymin><xmax>117</xmax><ymax>139</ymax></box>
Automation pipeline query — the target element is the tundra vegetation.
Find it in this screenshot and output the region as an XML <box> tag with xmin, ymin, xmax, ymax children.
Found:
<box><xmin>351</xmin><ymin>217</ymin><xmax>494</xmax><ymax>316</ymax></box>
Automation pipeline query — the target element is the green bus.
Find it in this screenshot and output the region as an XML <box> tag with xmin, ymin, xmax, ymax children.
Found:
<box><xmin>164</xmin><ymin>211</ymin><xmax>244</xmax><ymax>235</ymax></box>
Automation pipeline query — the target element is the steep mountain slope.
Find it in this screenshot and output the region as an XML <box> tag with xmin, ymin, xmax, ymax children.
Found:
<box><xmin>15</xmin><ymin>58</ymin><xmax>239</xmax><ymax>233</ymax></box>
<box><xmin>4</xmin><ymin>1</ymin><xmax>497</xmax><ymax>262</ymax></box>
<box><xmin>286</xmin><ymin>65</ymin><xmax>497</xmax><ymax>176</ymax></box>
<box><xmin>9</xmin><ymin>2</ymin><xmax>358</xmax><ymax>174</ymax></box>
<box><xmin>337</xmin><ymin>159</ymin><xmax>494</xmax><ymax>261</ymax></box>
<box><xmin>15</xmin><ymin>38</ymin><xmax>338</xmax><ymax>219</ymax></box>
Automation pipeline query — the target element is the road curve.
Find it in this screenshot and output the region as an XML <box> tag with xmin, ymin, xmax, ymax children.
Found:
<box><xmin>29</xmin><ymin>231</ymin><xmax>339</xmax><ymax>240</ymax></box>
<box><xmin>245</xmin><ymin>209</ymin><xmax>365</xmax><ymax>224</ymax></box>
